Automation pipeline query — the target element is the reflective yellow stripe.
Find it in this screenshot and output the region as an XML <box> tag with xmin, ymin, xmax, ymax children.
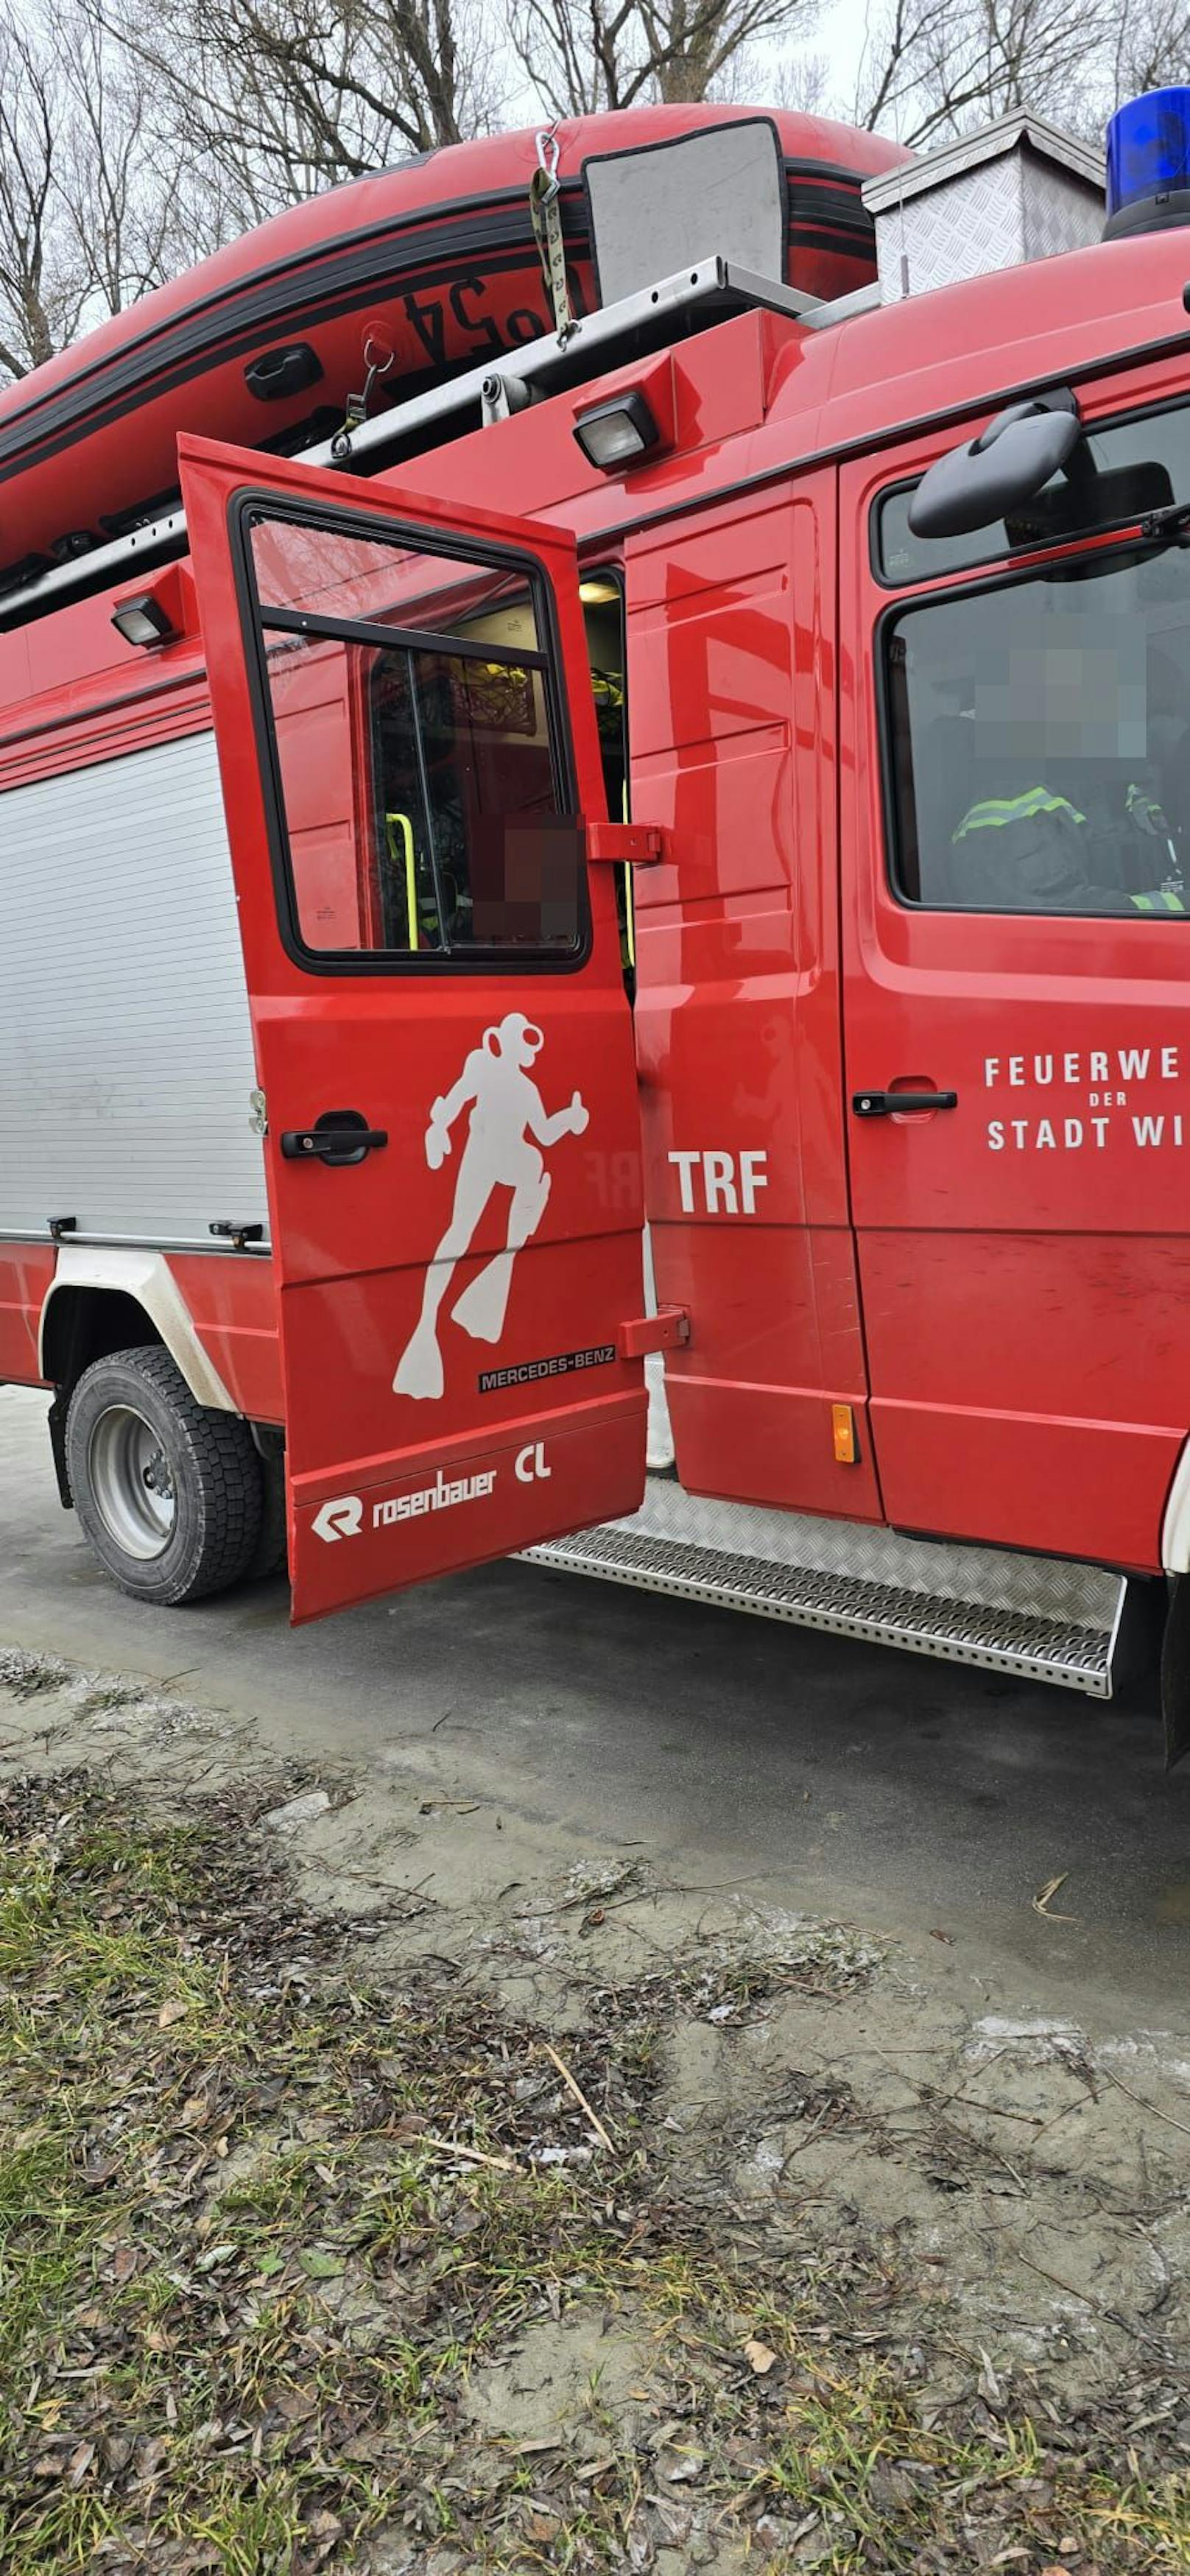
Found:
<box><xmin>953</xmin><ymin>787</ymin><xmax>1086</xmax><ymax>842</ymax></box>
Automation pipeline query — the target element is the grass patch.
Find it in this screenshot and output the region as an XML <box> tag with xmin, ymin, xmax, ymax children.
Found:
<box><xmin>0</xmin><ymin>1772</ymin><xmax>1186</xmax><ymax>2573</ymax></box>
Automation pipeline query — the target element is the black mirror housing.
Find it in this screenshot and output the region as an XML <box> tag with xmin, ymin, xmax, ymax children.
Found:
<box><xmin>908</xmin><ymin>391</ymin><xmax>1082</xmax><ymax>541</ymax></box>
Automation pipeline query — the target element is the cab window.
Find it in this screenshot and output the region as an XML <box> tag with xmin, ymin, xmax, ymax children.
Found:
<box><xmin>245</xmin><ymin>507</ymin><xmax>586</xmax><ymax>965</ymax></box>
<box><xmin>885</xmin><ymin>544</ymin><xmax>1190</xmax><ymax>918</ymax></box>
<box><xmin>876</xmin><ymin>395</ymin><xmax>1187</xmax><ymax>583</ymax></box>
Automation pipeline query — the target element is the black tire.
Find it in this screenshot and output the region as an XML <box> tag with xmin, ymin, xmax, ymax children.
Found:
<box><xmin>66</xmin><ymin>1345</ymin><xmax>264</xmax><ymax>1607</ymax></box>
<box><xmin>247</xmin><ymin>1444</ymin><xmax>289</xmax><ymax>1582</ymax></box>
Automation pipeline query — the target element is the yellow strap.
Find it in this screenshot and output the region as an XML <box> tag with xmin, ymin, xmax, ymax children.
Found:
<box><xmin>385</xmin><ymin>812</ymin><xmax>418</xmax><ymax>950</ymax></box>
<box><xmin>621</xmin><ymin>778</ymin><xmax>636</xmax><ymax>969</ymax></box>
<box><xmin>529</xmin><ymin>166</ymin><xmax>574</xmax><ymax>338</ymax></box>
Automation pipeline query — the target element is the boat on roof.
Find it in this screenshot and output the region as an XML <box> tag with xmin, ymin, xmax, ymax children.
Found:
<box><xmin>0</xmin><ymin>105</ymin><xmax>908</xmax><ymax>592</ymax></box>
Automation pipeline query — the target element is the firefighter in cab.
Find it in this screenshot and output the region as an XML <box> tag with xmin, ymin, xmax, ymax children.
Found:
<box><xmin>948</xmin><ymin>773</ymin><xmax>1187</xmax><ymax>915</ymax></box>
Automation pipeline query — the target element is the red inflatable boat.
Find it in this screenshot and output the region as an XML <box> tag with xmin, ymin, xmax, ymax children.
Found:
<box><xmin>0</xmin><ymin>105</ymin><xmax>906</xmax><ymax>591</ymax></box>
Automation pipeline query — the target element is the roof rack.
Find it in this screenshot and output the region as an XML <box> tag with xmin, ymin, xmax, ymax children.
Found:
<box><xmin>0</xmin><ymin>255</ymin><xmax>831</xmax><ymax>633</ymax></box>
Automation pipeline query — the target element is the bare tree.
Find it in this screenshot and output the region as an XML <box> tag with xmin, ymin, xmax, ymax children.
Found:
<box><xmin>0</xmin><ymin>9</ymin><xmax>88</xmax><ymax>379</ymax></box>
<box><xmin>510</xmin><ymin>0</ymin><xmax>822</xmax><ymax>119</ymax></box>
<box><xmin>845</xmin><ymin>0</ymin><xmax>1122</xmax><ymax>148</ymax></box>
<box><xmin>0</xmin><ymin>0</ymin><xmax>225</xmax><ymax>384</ymax></box>
<box><xmin>836</xmin><ymin>0</ymin><xmax>1190</xmax><ymax>151</ymax></box>
<box><xmin>104</xmin><ymin>0</ymin><xmax>498</xmax><ymax>225</ymax></box>
<box><xmin>1106</xmin><ymin>0</ymin><xmax>1190</xmax><ymax>109</ymax></box>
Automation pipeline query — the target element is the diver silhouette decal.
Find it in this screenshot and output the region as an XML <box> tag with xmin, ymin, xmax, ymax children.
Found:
<box><xmin>394</xmin><ymin>1013</ymin><xmax>589</xmax><ymax>1401</ymax></box>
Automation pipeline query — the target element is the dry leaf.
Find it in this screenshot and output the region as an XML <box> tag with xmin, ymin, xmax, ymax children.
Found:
<box><xmin>158</xmin><ymin>1998</ymin><xmax>190</xmax><ymax>2029</ymax></box>
<box><xmin>977</xmin><ymin>2347</ymin><xmax>1002</xmax><ymax>2405</ymax></box>
<box><xmin>743</xmin><ymin>2335</ymin><xmax>778</xmax><ymax>2375</ymax></box>
<box><xmin>306</xmin><ymin>2512</ymin><xmax>343</xmax><ymax>2541</ymax></box>
<box><xmin>1032</xmin><ymin>1872</ymin><xmax>1076</xmax><ymax>1921</ymax></box>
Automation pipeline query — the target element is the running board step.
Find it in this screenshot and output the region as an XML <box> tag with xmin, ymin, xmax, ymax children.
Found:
<box><xmin>522</xmin><ymin>1491</ymin><xmax>1126</xmax><ymax>1697</ymax></box>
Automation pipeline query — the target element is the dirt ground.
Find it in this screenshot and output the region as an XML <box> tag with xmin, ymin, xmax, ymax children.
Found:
<box><xmin>1</xmin><ymin>1637</ymin><xmax>1189</xmax><ymax>2573</ymax></box>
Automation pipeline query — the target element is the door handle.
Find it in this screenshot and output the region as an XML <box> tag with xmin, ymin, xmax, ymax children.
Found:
<box><xmin>281</xmin><ymin>1110</ymin><xmax>389</xmax><ymax>1166</ymax></box>
<box><xmin>852</xmin><ymin>1088</ymin><xmax>958</xmax><ymax>1118</ymax></box>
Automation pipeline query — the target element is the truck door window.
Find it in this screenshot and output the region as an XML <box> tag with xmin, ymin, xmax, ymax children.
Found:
<box><xmin>884</xmin><ymin>543</ymin><xmax>1190</xmax><ymax>918</ymax></box>
<box><xmin>244</xmin><ymin>506</ymin><xmax>586</xmax><ymax>965</ymax></box>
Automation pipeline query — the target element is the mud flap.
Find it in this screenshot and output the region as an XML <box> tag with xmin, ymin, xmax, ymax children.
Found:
<box><xmin>1161</xmin><ymin>1573</ymin><xmax>1190</xmax><ymax>1770</ymax></box>
<box><xmin>46</xmin><ymin>1391</ymin><xmax>72</xmax><ymax>1507</ymax></box>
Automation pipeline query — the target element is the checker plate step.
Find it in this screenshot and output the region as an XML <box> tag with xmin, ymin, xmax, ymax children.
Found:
<box><xmin>522</xmin><ymin>1523</ymin><xmax>1116</xmax><ymax>1695</ymax></box>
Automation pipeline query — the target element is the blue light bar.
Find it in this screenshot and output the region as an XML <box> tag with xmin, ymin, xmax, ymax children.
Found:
<box><xmin>1106</xmin><ymin>88</ymin><xmax>1190</xmax><ymax>234</ymax></box>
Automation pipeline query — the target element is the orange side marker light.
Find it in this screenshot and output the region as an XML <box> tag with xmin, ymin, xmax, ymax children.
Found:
<box><xmin>831</xmin><ymin>1403</ymin><xmax>858</xmax><ymax>1465</ymax></box>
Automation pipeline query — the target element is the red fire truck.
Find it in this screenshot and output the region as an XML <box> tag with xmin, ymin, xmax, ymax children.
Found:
<box><xmin>6</xmin><ymin>94</ymin><xmax>1190</xmax><ymax>1756</ymax></box>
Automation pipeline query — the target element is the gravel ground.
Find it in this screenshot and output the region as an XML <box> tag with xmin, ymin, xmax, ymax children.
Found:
<box><xmin>1</xmin><ymin>1644</ymin><xmax>1189</xmax><ymax>2572</ymax></box>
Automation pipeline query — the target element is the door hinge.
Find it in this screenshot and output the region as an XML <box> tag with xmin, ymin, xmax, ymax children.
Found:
<box><xmin>617</xmin><ymin>1304</ymin><xmax>690</xmax><ymax>1359</ymax></box>
<box><xmin>588</xmin><ymin>821</ymin><xmax>669</xmax><ymax>868</ymax></box>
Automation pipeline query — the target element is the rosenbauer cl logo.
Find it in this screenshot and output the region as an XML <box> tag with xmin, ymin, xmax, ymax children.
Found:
<box><xmin>311</xmin><ymin>1495</ymin><xmax>364</xmax><ymax>1544</ymax></box>
<box><xmin>311</xmin><ymin>1467</ymin><xmax>499</xmax><ymax>1543</ymax></box>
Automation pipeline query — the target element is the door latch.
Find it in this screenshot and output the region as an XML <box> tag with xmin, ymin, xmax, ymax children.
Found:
<box><xmin>852</xmin><ymin>1089</ymin><xmax>958</xmax><ymax>1118</ymax></box>
<box><xmin>209</xmin><ymin>1220</ymin><xmax>265</xmax><ymax>1250</ymax></box>
<box><xmin>588</xmin><ymin>821</ymin><xmax>669</xmax><ymax>867</ymax></box>
<box><xmin>617</xmin><ymin>1305</ymin><xmax>690</xmax><ymax>1359</ymax></box>
<box><xmin>281</xmin><ymin>1111</ymin><xmax>389</xmax><ymax>1166</ymax></box>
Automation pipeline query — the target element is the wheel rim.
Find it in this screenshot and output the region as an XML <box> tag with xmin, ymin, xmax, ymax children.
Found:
<box><xmin>87</xmin><ymin>1405</ymin><xmax>177</xmax><ymax>1560</ymax></box>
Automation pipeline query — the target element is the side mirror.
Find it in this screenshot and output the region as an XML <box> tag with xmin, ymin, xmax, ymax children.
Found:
<box><xmin>909</xmin><ymin>393</ymin><xmax>1082</xmax><ymax>541</ymax></box>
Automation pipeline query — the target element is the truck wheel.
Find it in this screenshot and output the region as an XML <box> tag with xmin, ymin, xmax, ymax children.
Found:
<box><xmin>247</xmin><ymin>1445</ymin><xmax>289</xmax><ymax>1581</ymax></box>
<box><xmin>66</xmin><ymin>1345</ymin><xmax>263</xmax><ymax>1607</ymax></box>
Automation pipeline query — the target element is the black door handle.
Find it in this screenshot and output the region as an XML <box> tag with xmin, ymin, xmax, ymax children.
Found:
<box><xmin>281</xmin><ymin>1109</ymin><xmax>389</xmax><ymax>1166</ymax></box>
<box><xmin>852</xmin><ymin>1088</ymin><xmax>958</xmax><ymax>1118</ymax></box>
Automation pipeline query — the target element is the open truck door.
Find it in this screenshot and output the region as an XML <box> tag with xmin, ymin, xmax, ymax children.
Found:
<box><xmin>179</xmin><ymin>434</ymin><xmax>647</xmax><ymax>1620</ymax></box>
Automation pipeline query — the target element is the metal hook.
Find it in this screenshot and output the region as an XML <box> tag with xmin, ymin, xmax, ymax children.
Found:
<box><xmin>535</xmin><ymin>125</ymin><xmax>560</xmax><ymax>189</ymax></box>
<box><xmin>331</xmin><ymin>339</ymin><xmax>396</xmax><ymax>462</ymax></box>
